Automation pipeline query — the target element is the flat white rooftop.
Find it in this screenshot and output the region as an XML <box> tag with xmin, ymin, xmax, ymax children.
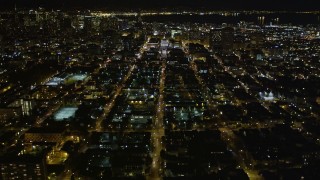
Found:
<box><xmin>70</xmin><ymin>74</ymin><xmax>87</xmax><ymax>81</ymax></box>
<box><xmin>54</xmin><ymin>107</ymin><xmax>78</xmax><ymax>121</ymax></box>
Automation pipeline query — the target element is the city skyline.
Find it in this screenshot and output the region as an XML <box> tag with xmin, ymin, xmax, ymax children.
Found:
<box><xmin>0</xmin><ymin>0</ymin><xmax>319</xmax><ymax>10</ymax></box>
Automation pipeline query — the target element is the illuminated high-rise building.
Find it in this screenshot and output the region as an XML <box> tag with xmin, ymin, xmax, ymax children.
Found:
<box><xmin>221</xmin><ymin>27</ymin><xmax>234</xmax><ymax>53</ymax></box>
<box><xmin>210</xmin><ymin>28</ymin><xmax>222</xmax><ymax>52</ymax></box>
<box><xmin>8</xmin><ymin>97</ymin><xmax>34</xmax><ymax>116</ymax></box>
<box><xmin>84</xmin><ymin>16</ymin><xmax>93</xmax><ymax>33</ymax></box>
<box><xmin>251</xmin><ymin>32</ymin><xmax>264</xmax><ymax>49</ymax></box>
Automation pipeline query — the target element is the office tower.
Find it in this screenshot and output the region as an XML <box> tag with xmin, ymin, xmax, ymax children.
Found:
<box><xmin>221</xmin><ymin>27</ymin><xmax>234</xmax><ymax>53</ymax></box>
<box><xmin>210</xmin><ymin>28</ymin><xmax>222</xmax><ymax>52</ymax></box>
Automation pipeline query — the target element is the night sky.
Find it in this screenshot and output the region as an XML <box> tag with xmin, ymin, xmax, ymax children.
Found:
<box><xmin>0</xmin><ymin>0</ymin><xmax>319</xmax><ymax>10</ymax></box>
